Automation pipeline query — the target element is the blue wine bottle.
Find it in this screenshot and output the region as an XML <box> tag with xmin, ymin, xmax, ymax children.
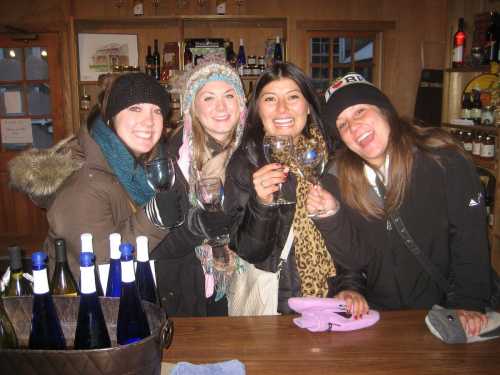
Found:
<box><xmin>116</xmin><ymin>243</ymin><xmax>150</xmax><ymax>345</ymax></box>
<box><xmin>106</xmin><ymin>233</ymin><xmax>122</xmax><ymax>297</ymax></box>
<box><xmin>135</xmin><ymin>236</ymin><xmax>158</xmax><ymax>304</ymax></box>
<box><xmin>74</xmin><ymin>252</ymin><xmax>111</xmax><ymax>350</ymax></box>
<box><xmin>29</xmin><ymin>251</ymin><xmax>66</xmax><ymax>350</ymax></box>
<box><xmin>236</xmin><ymin>38</ymin><xmax>246</xmax><ymax>76</ymax></box>
<box><xmin>81</xmin><ymin>233</ymin><xmax>104</xmax><ymax>296</ymax></box>
<box><xmin>273</xmin><ymin>36</ymin><xmax>283</xmax><ymax>64</ymax></box>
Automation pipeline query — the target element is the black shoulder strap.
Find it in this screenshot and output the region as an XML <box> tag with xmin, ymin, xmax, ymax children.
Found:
<box><xmin>375</xmin><ymin>176</ymin><xmax>451</xmax><ymax>293</ymax></box>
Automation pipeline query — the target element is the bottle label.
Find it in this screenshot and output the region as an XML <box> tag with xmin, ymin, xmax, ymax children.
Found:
<box><xmin>481</xmin><ymin>144</ymin><xmax>495</xmax><ymax>158</ymax></box>
<box><xmin>216</xmin><ymin>1</ymin><xmax>226</xmax><ymax>14</ymax></box>
<box><xmin>33</xmin><ymin>269</ymin><xmax>49</xmax><ymax>294</ymax></box>
<box><xmin>472</xmin><ymin>142</ymin><xmax>481</xmax><ymax>156</ymax></box>
<box><xmin>452</xmin><ymin>46</ymin><xmax>463</xmax><ymax>63</ymax></box>
<box><xmin>121</xmin><ymin>260</ymin><xmax>135</xmax><ymax>283</ymax></box>
<box><xmin>133</xmin><ymin>2</ymin><xmax>144</xmax><ymax>16</ymax></box>
<box><xmin>80</xmin><ymin>266</ymin><xmax>97</xmax><ymax>294</ymax></box>
<box><xmin>464</xmin><ymin>142</ymin><xmax>473</xmax><ymax>152</ymax></box>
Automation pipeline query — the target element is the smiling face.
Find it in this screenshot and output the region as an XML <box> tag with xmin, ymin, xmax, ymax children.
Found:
<box><xmin>114</xmin><ymin>103</ymin><xmax>164</xmax><ymax>157</ymax></box>
<box><xmin>336</xmin><ymin>104</ymin><xmax>390</xmax><ymax>168</ymax></box>
<box><xmin>193</xmin><ymin>80</ymin><xmax>241</xmax><ymax>144</ymax></box>
<box><xmin>257</xmin><ymin>77</ymin><xmax>309</xmax><ymax>142</ymax></box>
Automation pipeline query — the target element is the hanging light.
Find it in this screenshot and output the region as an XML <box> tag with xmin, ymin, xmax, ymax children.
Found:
<box><xmin>41</xmin><ymin>49</ymin><xmax>48</xmax><ymax>57</ymax></box>
<box><xmin>9</xmin><ymin>49</ymin><xmax>16</xmax><ymax>58</ymax></box>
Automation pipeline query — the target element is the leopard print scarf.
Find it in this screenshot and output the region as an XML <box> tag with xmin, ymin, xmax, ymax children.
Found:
<box><xmin>290</xmin><ymin>127</ymin><xmax>336</xmax><ymax>297</ymax></box>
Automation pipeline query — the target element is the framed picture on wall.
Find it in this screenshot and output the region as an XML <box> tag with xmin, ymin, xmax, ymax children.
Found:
<box><xmin>77</xmin><ymin>33</ymin><xmax>139</xmax><ymax>81</ymax></box>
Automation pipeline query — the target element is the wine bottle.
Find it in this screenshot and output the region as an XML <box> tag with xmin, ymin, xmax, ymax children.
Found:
<box><xmin>74</xmin><ymin>252</ymin><xmax>111</xmax><ymax>350</ymax></box>
<box><xmin>29</xmin><ymin>251</ymin><xmax>66</xmax><ymax>350</ymax></box>
<box><xmin>485</xmin><ymin>11</ymin><xmax>498</xmax><ymax>64</ymax></box>
<box><xmin>135</xmin><ymin>236</ymin><xmax>157</xmax><ymax>304</ymax></box>
<box><xmin>145</xmin><ymin>45</ymin><xmax>154</xmax><ymax>77</ymax></box>
<box><xmin>153</xmin><ymin>39</ymin><xmax>161</xmax><ymax>81</ymax></box>
<box><xmin>5</xmin><ymin>245</ymin><xmax>32</xmax><ymax>296</ymax></box>
<box><xmin>236</xmin><ymin>38</ymin><xmax>247</xmax><ymax>76</ymax></box>
<box><xmin>117</xmin><ymin>243</ymin><xmax>150</xmax><ymax>345</ymax></box>
<box><xmin>80</xmin><ymin>233</ymin><xmax>104</xmax><ymax>296</ymax></box>
<box><xmin>183</xmin><ymin>40</ymin><xmax>193</xmax><ymax>70</ymax></box>
<box><xmin>216</xmin><ymin>0</ymin><xmax>226</xmax><ymax>15</ymax></box>
<box><xmin>452</xmin><ymin>18</ymin><xmax>465</xmax><ymax>68</ymax></box>
<box><xmin>106</xmin><ymin>233</ymin><xmax>122</xmax><ymax>297</ymax></box>
<box><xmin>50</xmin><ymin>239</ymin><xmax>79</xmax><ymax>296</ymax></box>
<box><xmin>273</xmin><ymin>36</ymin><xmax>283</xmax><ymax>64</ymax></box>
<box><xmin>0</xmin><ymin>297</ymin><xmax>18</xmax><ymax>349</ymax></box>
<box><xmin>133</xmin><ymin>0</ymin><xmax>144</xmax><ymax>16</ymax></box>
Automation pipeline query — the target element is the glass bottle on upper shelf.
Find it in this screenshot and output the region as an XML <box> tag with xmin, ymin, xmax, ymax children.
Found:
<box><xmin>5</xmin><ymin>245</ymin><xmax>32</xmax><ymax>296</ymax></box>
<box><xmin>273</xmin><ymin>36</ymin><xmax>284</xmax><ymax>64</ymax></box>
<box><xmin>153</xmin><ymin>39</ymin><xmax>161</xmax><ymax>81</ymax></box>
<box><xmin>236</xmin><ymin>38</ymin><xmax>247</xmax><ymax>76</ymax></box>
<box><xmin>51</xmin><ymin>238</ymin><xmax>79</xmax><ymax>296</ymax></box>
<box><xmin>145</xmin><ymin>45</ymin><xmax>154</xmax><ymax>77</ymax></box>
<box><xmin>452</xmin><ymin>18</ymin><xmax>465</xmax><ymax>68</ymax></box>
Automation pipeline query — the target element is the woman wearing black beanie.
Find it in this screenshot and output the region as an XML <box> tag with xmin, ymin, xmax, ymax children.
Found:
<box><xmin>9</xmin><ymin>72</ymin><xmax>181</xmax><ymax>279</ymax></box>
<box><xmin>314</xmin><ymin>73</ymin><xmax>492</xmax><ymax>337</ymax></box>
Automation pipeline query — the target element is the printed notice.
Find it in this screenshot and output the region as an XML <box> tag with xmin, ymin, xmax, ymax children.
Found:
<box><xmin>1</xmin><ymin>118</ymin><xmax>33</xmax><ymax>144</ymax></box>
<box><xmin>4</xmin><ymin>91</ymin><xmax>22</xmax><ymax>114</ymax></box>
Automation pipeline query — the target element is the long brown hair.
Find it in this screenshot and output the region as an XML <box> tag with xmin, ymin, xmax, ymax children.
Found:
<box><xmin>336</xmin><ymin>109</ymin><xmax>466</xmax><ymax>219</ymax></box>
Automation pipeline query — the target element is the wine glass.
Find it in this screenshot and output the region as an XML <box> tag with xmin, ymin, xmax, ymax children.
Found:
<box><xmin>145</xmin><ymin>158</ymin><xmax>176</xmax><ymax>193</ymax></box>
<box><xmin>196</xmin><ymin>177</ymin><xmax>229</xmax><ymax>246</ymax></box>
<box><xmin>145</xmin><ymin>158</ymin><xmax>184</xmax><ymax>227</ymax></box>
<box><xmin>294</xmin><ymin>139</ymin><xmax>326</xmax><ymax>186</ymax></box>
<box><xmin>263</xmin><ymin>135</ymin><xmax>295</xmax><ymax>206</ymax></box>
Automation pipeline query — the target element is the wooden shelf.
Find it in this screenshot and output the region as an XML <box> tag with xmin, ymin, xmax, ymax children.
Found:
<box><xmin>442</xmin><ymin>122</ymin><xmax>499</xmax><ymax>134</ymax></box>
<box><xmin>445</xmin><ymin>65</ymin><xmax>491</xmax><ymax>73</ymax></box>
<box><xmin>472</xmin><ymin>156</ymin><xmax>496</xmax><ymax>175</ymax></box>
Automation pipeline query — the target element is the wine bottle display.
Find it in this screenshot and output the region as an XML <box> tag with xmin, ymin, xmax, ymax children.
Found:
<box><xmin>29</xmin><ymin>251</ymin><xmax>66</xmax><ymax>350</ymax></box>
<box><xmin>135</xmin><ymin>236</ymin><xmax>157</xmax><ymax>304</ymax></box>
<box><xmin>80</xmin><ymin>233</ymin><xmax>104</xmax><ymax>296</ymax></box>
<box><xmin>153</xmin><ymin>39</ymin><xmax>161</xmax><ymax>80</ymax></box>
<box><xmin>452</xmin><ymin>18</ymin><xmax>465</xmax><ymax>67</ymax></box>
<box><xmin>5</xmin><ymin>245</ymin><xmax>32</xmax><ymax>296</ymax></box>
<box><xmin>51</xmin><ymin>239</ymin><xmax>79</xmax><ymax>296</ymax></box>
<box><xmin>145</xmin><ymin>45</ymin><xmax>154</xmax><ymax>77</ymax></box>
<box><xmin>74</xmin><ymin>252</ymin><xmax>111</xmax><ymax>350</ymax></box>
<box><xmin>117</xmin><ymin>243</ymin><xmax>150</xmax><ymax>345</ymax></box>
<box><xmin>106</xmin><ymin>233</ymin><xmax>122</xmax><ymax>297</ymax></box>
<box><xmin>0</xmin><ymin>297</ymin><xmax>18</xmax><ymax>349</ymax></box>
<box><xmin>273</xmin><ymin>36</ymin><xmax>283</xmax><ymax>64</ymax></box>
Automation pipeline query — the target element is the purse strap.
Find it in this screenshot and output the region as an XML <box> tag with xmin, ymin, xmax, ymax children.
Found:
<box><xmin>375</xmin><ymin>176</ymin><xmax>451</xmax><ymax>293</ymax></box>
<box><xmin>276</xmin><ymin>226</ymin><xmax>294</xmax><ymax>275</ymax></box>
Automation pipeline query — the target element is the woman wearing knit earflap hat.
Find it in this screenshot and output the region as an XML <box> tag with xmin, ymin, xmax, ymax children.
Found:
<box><xmin>8</xmin><ymin>72</ymin><xmax>182</xmax><ymax>279</ymax></box>
<box><xmin>151</xmin><ymin>58</ymin><xmax>247</xmax><ymax>316</ymax></box>
<box><xmin>316</xmin><ymin>73</ymin><xmax>492</xmax><ymax>336</ymax></box>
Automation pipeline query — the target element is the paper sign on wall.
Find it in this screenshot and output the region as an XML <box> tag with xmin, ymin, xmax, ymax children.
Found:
<box><xmin>4</xmin><ymin>91</ymin><xmax>22</xmax><ymax>114</ymax></box>
<box><xmin>1</xmin><ymin>118</ymin><xmax>33</xmax><ymax>144</ymax></box>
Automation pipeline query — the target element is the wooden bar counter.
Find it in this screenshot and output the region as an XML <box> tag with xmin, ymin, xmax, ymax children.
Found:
<box><xmin>164</xmin><ymin>311</ymin><xmax>500</xmax><ymax>374</ymax></box>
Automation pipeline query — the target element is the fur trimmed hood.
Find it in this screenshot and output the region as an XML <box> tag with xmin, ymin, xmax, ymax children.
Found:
<box><xmin>8</xmin><ymin>136</ymin><xmax>84</xmax><ymax>207</ymax></box>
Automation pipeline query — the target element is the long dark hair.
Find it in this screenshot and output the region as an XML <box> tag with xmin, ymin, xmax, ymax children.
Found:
<box><xmin>241</xmin><ymin>62</ymin><xmax>331</xmax><ymax>165</ymax></box>
<box><xmin>336</xmin><ymin>108</ymin><xmax>466</xmax><ymax>219</ymax></box>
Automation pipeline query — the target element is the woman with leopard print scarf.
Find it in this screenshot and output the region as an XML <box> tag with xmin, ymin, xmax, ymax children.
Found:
<box><xmin>225</xmin><ymin>63</ymin><xmax>367</xmax><ymax>317</ymax></box>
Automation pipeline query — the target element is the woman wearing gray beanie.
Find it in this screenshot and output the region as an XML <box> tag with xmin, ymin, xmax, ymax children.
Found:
<box><xmin>9</xmin><ymin>72</ymin><xmax>181</xmax><ymax>280</ymax></box>
<box><xmin>316</xmin><ymin>73</ymin><xmax>492</xmax><ymax>337</ymax></box>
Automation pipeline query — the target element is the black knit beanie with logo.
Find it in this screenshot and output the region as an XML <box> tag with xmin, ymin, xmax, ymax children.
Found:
<box><xmin>104</xmin><ymin>72</ymin><xmax>170</xmax><ymax>122</ymax></box>
<box><xmin>322</xmin><ymin>73</ymin><xmax>397</xmax><ymax>138</ymax></box>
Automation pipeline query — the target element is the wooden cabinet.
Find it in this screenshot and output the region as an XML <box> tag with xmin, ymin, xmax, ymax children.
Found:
<box><xmin>68</xmin><ymin>15</ymin><xmax>288</xmax><ymax>130</ymax></box>
<box><xmin>441</xmin><ymin>68</ymin><xmax>500</xmax><ymax>272</ymax></box>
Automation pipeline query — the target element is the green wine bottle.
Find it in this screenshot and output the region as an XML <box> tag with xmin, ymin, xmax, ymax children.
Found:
<box><xmin>0</xmin><ymin>297</ymin><xmax>18</xmax><ymax>349</ymax></box>
<box><xmin>50</xmin><ymin>239</ymin><xmax>79</xmax><ymax>296</ymax></box>
<box><xmin>5</xmin><ymin>245</ymin><xmax>32</xmax><ymax>296</ymax></box>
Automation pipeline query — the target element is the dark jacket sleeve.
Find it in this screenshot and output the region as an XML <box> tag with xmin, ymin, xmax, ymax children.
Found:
<box><xmin>225</xmin><ymin>151</ymin><xmax>280</xmax><ymax>263</ymax></box>
<box><xmin>442</xmin><ymin>151</ymin><xmax>491</xmax><ymax>311</ymax></box>
<box><xmin>328</xmin><ymin>263</ymin><xmax>367</xmax><ymax>296</ymax></box>
<box><xmin>314</xmin><ymin>172</ymin><xmax>375</xmax><ymax>271</ymax></box>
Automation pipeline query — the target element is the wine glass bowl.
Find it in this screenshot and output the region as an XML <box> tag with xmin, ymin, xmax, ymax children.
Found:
<box><xmin>144</xmin><ymin>158</ymin><xmax>176</xmax><ymax>193</ymax></box>
<box><xmin>196</xmin><ymin>177</ymin><xmax>224</xmax><ymax>212</ymax></box>
<box><xmin>295</xmin><ymin>139</ymin><xmax>326</xmax><ymax>185</ymax></box>
<box><xmin>262</xmin><ymin>135</ymin><xmax>295</xmax><ymax>206</ymax></box>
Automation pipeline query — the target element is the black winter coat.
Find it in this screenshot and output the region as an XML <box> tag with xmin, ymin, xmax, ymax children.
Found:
<box><xmin>316</xmin><ymin>148</ymin><xmax>492</xmax><ymax>312</ymax></box>
<box><xmin>225</xmin><ymin>143</ymin><xmax>364</xmax><ymax>314</ymax></box>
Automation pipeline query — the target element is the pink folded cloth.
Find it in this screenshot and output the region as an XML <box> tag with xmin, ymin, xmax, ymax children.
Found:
<box><xmin>288</xmin><ymin>297</ymin><xmax>380</xmax><ymax>332</ymax></box>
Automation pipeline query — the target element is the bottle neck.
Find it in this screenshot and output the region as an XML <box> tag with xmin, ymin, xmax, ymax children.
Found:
<box><xmin>80</xmin><ymin>265</ymin><xmax>97</xmax><ymax>294</ymax></box>
<box><xmin>33</xmin><ymin>268</ymin><xmax>50</xmax><ymax>294</ymax></box>
<box><xmin>121</xmin><ymin>259</ymin><xmax>136</xmax><ymax>283</ymax></box>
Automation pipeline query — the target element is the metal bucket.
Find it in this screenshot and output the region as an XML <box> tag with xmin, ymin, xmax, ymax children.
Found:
<box><xmin>0</xmin><ymin>296</ymin><xmax>173</xmax><ymax>375</ymax></box>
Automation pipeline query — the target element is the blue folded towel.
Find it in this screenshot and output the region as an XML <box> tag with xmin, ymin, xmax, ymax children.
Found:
<box><xmin>171</xmin><ymin>360</ymin><xmax>245</xmax><ymax>375</ymax></box>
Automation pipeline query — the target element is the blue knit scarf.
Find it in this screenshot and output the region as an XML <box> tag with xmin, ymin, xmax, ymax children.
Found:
<box><xmin>91</xmin><ymin>118</ymin><xmax>154</xmax><ymax>206</ymax></box>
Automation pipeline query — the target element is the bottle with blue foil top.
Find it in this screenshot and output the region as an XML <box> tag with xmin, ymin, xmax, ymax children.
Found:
<box><xmin>117</xmin><ymin>243</ymin><xmax>150</xmax><ymax>345</ymax></box>
<box><xmin>74</xmin><ymin>252</ymin><xmax>111</xmax><ymax>350</ymax></box>
<box><xmin>81</xmin><ymin>233</ymin><xmax>104</xmax><ymax>296</ymax></box>
<box><xmin>29</xmin><ymin>251</ymin><xmax>66</xmax><ymax>350</ymax></box>
<box><xmin>106</xmin><ymin>233</ymin><xmax>122</xmax><ymax>297</ymax></box>
<box><xmin>135</xmin><ymin>236</ymin><xmax>158</xmax><ymax>304</ymax></box>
